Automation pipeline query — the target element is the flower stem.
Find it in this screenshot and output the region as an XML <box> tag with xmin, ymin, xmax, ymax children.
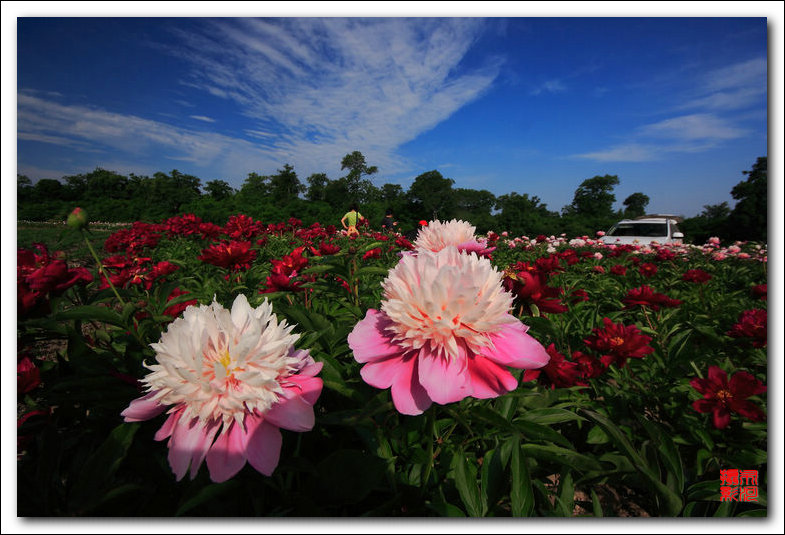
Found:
<box><xmin>81</xmin><ymin>230</ymin><xmax>126</xmax><ymax>307</ymax></box>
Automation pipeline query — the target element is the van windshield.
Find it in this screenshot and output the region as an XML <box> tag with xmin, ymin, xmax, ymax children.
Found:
<box><xmin>607</xmin><ymin>223</ymin><xmax>668</xmax><ymax>237</ymax></box>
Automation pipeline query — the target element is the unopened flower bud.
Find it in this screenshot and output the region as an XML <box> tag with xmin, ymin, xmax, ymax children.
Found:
<box><xmin>66</xmin><ymin>207</ymin><xmax>89</xmax><ymax>230</ymax></box>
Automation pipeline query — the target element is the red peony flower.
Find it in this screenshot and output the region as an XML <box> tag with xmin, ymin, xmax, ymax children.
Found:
<box><xmin>584</xmin><ymin>317</ymin><xmax>654</xmax><ymax>368</ymax></box>
<box><xmin>690</xmin><ymin>365</ymin><xmax>766</xmax><ymax>429</ymax></box>
<box><xmin>610</xmin><ymin>264</ymin><xmax>627</xmax><ymax>276</ymax></box>
<box><xmin>223</xmin><ymin>214</ymin><xmax>263</xmax><ymax>240</ymax></box>
<box><xmin>318</xmin><ymin>242</ymin><xmax>341</xmax><ymax>256</ymax></box>
<box><xmin>523</xmin><ymin>344</ymin><xmax>587</xmax><ymax>389</ymax></box>
<box><xmin>623</xmin><ymin>285</ymin><xmax>682</xmax><ymax>311</ymax></box>
<box><xmin>199</xmin><ymin>241</ymin><xmax>257</xmax><ymax>271</ymax></box>
<box><xmin>638</xmin><ymin>262</ymin><xmax>658</xmax><ymax>278</ymax></box>
<box><xmin>751</xmin><ymin>284</ymin><xmax>767</xmax><ymax>301</ymax></box>
<box><xmin>682</xmin><ymin>269</ymin><xmax>712</xmax><ymax>284</ymax></box>
<box><xmin>17</xmin><ymin>355</ymin><xmax>41</xmax><ymax>395</ymax></box>
<box><xmin>727</xmin><ymin>309</ymin><xmax>767</xmax><ymax>348</ymax></box>
<box><xmin>163</xmin><ymin>288</ymin><xmax>198</xmax><ymax>318</ymax></box>
<box><xmin>572</xmin><ymin>351</ymin><xmax>605</xmax><ymax>379</ymax></box>
<box><xmin>502</xmin><ymin>262</ymin><xmax>567</xmax><ymax>315</ymax></box>
<box><xmin>362</xmin><ymin>247</ymin><xmax>382</xmax><ymax>260</ymax></box>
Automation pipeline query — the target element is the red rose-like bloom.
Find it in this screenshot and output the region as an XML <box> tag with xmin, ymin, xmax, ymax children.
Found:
<box><xmin>318</xmin><ymin>242</ymin><xmax>341</xmax><ymax>256</ymax></box>
<box><xmin>727</xmin><ymin>309</ymin><xmax>767</xmax><ymax>348</ymax></box>
<box><xmin>199</xmin><ymin>241</ymin><xmax>256</xmax><ymax>271</ymax></box>
<box><xmin>751</xmin><ymin>284</ymin><xmax>767</xmax><ymax>301</ymax></box>
<box><xmin>523</xmin><ymin>344</ymin><xmax>587</xmax><ymax>389</ymax></box>
<box><xmin>163</xmin><ymin>288</ymin><xmax>198</xmax><ymax>318</ymax></box>
<box><xmin>638</xmin><ymin>263</ymin><xmax>658</xmax><ymax>278</ymax></box>
<box><xmin>690</xmin><ymin>365</ymin><xmax>766</xmax><ymax>429</ymax></box>
<box><xmin>623</xmin><ymin>285</ymin><xmax>682</xmax><ymax>311</ymax></box>
<box><xmin>610</xmin><ymin>265</ymin><xmax>627</xmax><ymax>276</ymax></box>
<box><xmin>584</xmin><ymin>317</ymin><xmax>654</xmax><ymax>368</ymax></box>
<box><xmin>17</xmin><ymin>356</ymin><xmax>41</xmax><ymax>395</ymax></box>
<box><xmin>572</xmin><ymin>351</ymin><xmax>605</xmax><ymax>379</ymax></box>
<box><xmin>362</xmin><ymin>247</ymin><xmax>382</xmax><ymax>261</ymax></box>
<box><xmin>502</xmin><ymin>263</ymin><xmax>567</xmax><ymax>315</ymax></box>
<box><xmin>682</xmin><ymin>269</ymin><xmax>712</xmax><ymax>284</ymax></box>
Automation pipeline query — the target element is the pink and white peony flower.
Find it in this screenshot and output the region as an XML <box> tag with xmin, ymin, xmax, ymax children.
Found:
<box><xmin>414</xmin><ymin>219</ymin><xmax>495</xmax><ymax>257</ymax></box>
<box><xmin>121</xmin><ymin>294</ymin><xmax>322</xmax><ymax>483</ymax></box>
<box><xmin>348</xmin><ymin>247</ymin><xmax>549</xmax><ymax>415</ymax></box>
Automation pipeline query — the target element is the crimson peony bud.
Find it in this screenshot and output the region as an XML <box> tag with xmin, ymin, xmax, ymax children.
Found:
<box><xmin>66</xmin><ymin>207</ymin><xmax>89</xmax><ymax>230</ymax></box>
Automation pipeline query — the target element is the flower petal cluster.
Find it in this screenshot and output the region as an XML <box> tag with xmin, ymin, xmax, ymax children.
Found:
<box><xmin>122</xmin><ymin>294</ymin><xmax>322</xmax><ymax>482</ymax></box>
<box><xmin>623</xmin><ymin>285</ymin><xmax>682</xmax><ymax>310</ymax></box>
<box><xmin>199</xmin><ymin>241</ymin><xmax>257</xmax><ymax>272</ymax></box>
<box><xmin>584</xmin><ymin>317</ymin><xmax>654</xmax><ymax>368</ymax></box>
<box><xmin>690</xmin><ymin>366</ymin><xmax>766</xmax><ymax>429</ymax></box>
<box><xmin>414</xmin><ymin>219</ymin><xmax>495</xmax><ymax>257</ymax></box>
<box><xmin>17</xmin><ymin>244</ymin><xmax>93</xmax><ymax>316</ymax></box>
<box><xmin>523</xmin><ymin>344</ymin><xmax>587</xmax><ymax>389</ymax></box>
<box><xmin>726</xmin><ymin>308</ymin><xmax>767</xmax><ymax>347</ymax></box>
<box><xmin>682</xmin><ymin>269</ymin><xmax>712</xmax><ymax>284</ymax></box>
<box><xmin>348</xmin><ymin>247</ymin><xmax>549</xmax><ymax>415</ymax></box>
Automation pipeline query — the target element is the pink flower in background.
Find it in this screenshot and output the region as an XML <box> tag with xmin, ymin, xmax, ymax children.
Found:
<box><xmin>348</xmin><ymin>248</ymin><xmax>549</xmax><ymax>415</ymax></box>
<box><xmin>414</xmin><ymin>219</ymin><xmax>495</xmax><ymax>257</ymax></box>
<box><xmin>122</xmin><ymin>294</ymin><xmax>322</xmax><ymax>483</ymax></box>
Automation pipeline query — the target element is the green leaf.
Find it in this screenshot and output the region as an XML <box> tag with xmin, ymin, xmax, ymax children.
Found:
<box><xmin>582</xmin><ymin>409</ymin><xmax>683</xmax><ymax>516</ymax></box>
<box><xmin>521</xmin><ymin>443</ymin><xmax>602</xmax><ymax>473</ymax></box>
<box><xmin>55</xmin><ymin>305</ymin><xmax>127</xmax><ymax>327</ymax></box>
<box><xmin>518</xmin><ymin>407</ymin><xmax>585</xmax><ymax>425</ymax></box>
<box><xmin>480</xmin><ymin>448</ymin><xmax>505</xmax><ymax>515</ymax></box>
<box><xmin>590</xmin><ymin>488</ymin><xmax>603</xmax><ymax>517</ymax></box>
<box><xmin>176</xmin><ymin>480</ymin><xmax>241</xmax><ymax>516</ymax></box>
<box><xmin>509</xmin><ymin>438</ymin><xmax>534</xmax><ymax>517</ymax></box>
<box><xmin>68</xmin><ymin>423</ymin><xmax>140</xmax><ymax>513</ymax></box>
<box><xmin>316</xmin><ymin>449</ymin><xmax>387</xmax><ymax>505</ymax></box>
<box><xmin>638</xmin><ymin>416</ymin><xmax>685</xmax><ymax>494</ymax></box>
<box><xmin>451</xmin><ymin>449</ymin><xmax>484</xmax><ymax>517</ymax></box>
<box><xmin>586</xmin><ymin>425</ymin><xmax>610</xmax><ymax>444</ymax></box>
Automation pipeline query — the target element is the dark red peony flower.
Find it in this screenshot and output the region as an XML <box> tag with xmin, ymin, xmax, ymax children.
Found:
<box><xmin>17</xmin><ymin>355</ymin><xmax>41</xmax><ymax>395</ymax></box>
<box><xmin>319</xmin><ymin>242</ymin><xmax>341</xmax><ymax>256</ymax></box>
<box><xmin>584</xmin><ymin>317</ymin><xmax>654</xmax><ymax>368</ymax></box>
<box><xmin>572</xmin><ymin>351</ymin><xmax>605</xmax><ymax>379</ymax></box>
<box><xmin>638</xmin><ymin>262</ymin><xmax>658</xmax><ymax>278</ymax></box>
<box><xmin>223</xmin><ymin>214</ymin><xmax>263</xmax><ymax>240</ymax></box>
<box><xmin>523</xmin><ymin>344</ymin><xmax>587</xmax><ymax>389</ymax></box>
<box><xmin>682</xmin><ymin>269</ymin><xmax>712</xmax><ymax>284</ymax></box>
<box><xmin>199</xmin><ymin>241</ymin><xmax>257</xmax><ymax>271</ymax></box>
<box><xmin>610</xmin><ymin>264</ymin><xmax>628</xmax><ymax>276</ymax></box>
<box><xmin>623</xmin><ymin>285</ymin><xmax>682</xmax><ymax>311</ymax></box>
<box><xmin>690</xmin><ymin>365</ymin><xmax>766</xmax><ymax>429</ymax></box>
<box><xmin>570</xmin><ymin>288</ymin><xmax>589</xmax><ymax>304</ymax></box>
<box><xmin>751</xmin><ymin>284</ymin><xmax>767</xmax><ymax>301</ymax></box>
<box><xmin>502</xmin><ymin>262</ymin><xmax>568</xmax><ymax>316</ymax></box>
<box><xmin>163</xmin><ymin>287</ymin><xmax>198</xmax><ymax>318</ymax></box>
<box><xmin>726</xmin><ymin>309</ymin><xmax>767</xmax><ymax>348</ymax></box>
<box><xmin>395</xmin><ymin>236</ymin><xmax>415</xmax><ymax>251</ymax></box>
<box><xmin>362</xmin><ymin>247</ymin><xmax>382</xmax><ymax>260</ymax></box>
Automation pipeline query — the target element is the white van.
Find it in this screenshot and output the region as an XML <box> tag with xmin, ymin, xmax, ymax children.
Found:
<box><xmin>600</xmin><ymin>215</ymin><xmax>685</xmax><ymax>245</ymax></box>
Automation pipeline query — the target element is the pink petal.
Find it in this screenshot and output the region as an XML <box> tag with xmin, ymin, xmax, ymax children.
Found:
<box><xmin>121</xmin><ymin>391</ymin><xmax>166</xmax><ymax>422</ymax></box>
<box><xmin>284</xmin><ymin>374</ymin><xmax>324</xmax><ymax>406</ymax></box>
<box><xmin>467</xmin><ymin>355</ymin><xmax>519</xmax><ymax>399</ymax></box>
<box><xmin>417</xmin><ymin>348</ymin><xmax>471</xmax><ymax>405</ymax></box>
<box><xmin>168</xmin><ymin>416</ymin><xmax>218</xmax><ymax>481</ymax></box>
<box><xmin>245</xmin><ymin>418</ymin><xmax>282</xmax><ymax>476</ymax></box>
<box><xmin>154</xmin><ymin>410</ymin><xmax>181</xmax><ymax>442</ymax></box>
<box><xmin>265</xmin><ymin>393</ymin><xmax>316</xmax><ymax>432</ymax></box>
<box><xmin>713</xmin><ymin>407</ymin><xmax>731</xmax><ymax>429</ymax></box>
<box><xmin>389</xmin><ymin>353</ymin><xmax>432</xmax><ymax>416</ymax></box>
<box><xmin>484</xmin><ymin>321</ymin><xmax>550</xmax><ymax>369</ymax></box>
<box><xmin>348</xmin><ymin>309</ymin><xmax>403</xmax><ymax>364</ymax></box>
<box><xmin>360</xmin><ymin>353</ymin><xmax>408</xmax><ymax>389</ymax></box>
<box><xmin>206</xmin><ymin>420</ymin><xmax>248</xmax><ymax>483</ymax></box>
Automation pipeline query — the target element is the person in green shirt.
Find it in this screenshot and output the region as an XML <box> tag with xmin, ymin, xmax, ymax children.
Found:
<box><xmin>341</xmin><ymin>203</ymin><xmax>365</xmax><ymax>237</ymax></box>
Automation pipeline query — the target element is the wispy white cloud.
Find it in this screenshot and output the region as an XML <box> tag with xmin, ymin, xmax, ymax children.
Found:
<box><xmin>163</xmin><ymin>18</ymin><xmax>499</xmax><ymax>178</ymax></box>
<box><xmin>530</xmin><ymin>79</ymin><xmax>566</xmax><ymax>95</ymax></box>
<box><xmin>574</xmin><ymin>57</ymin><xmax>763</xmax><ymax>163</ymax></box>
<box><xmin>189</xmin><ymin>115</ymin><xmax>216</xmax><ymax>123</ymax></box>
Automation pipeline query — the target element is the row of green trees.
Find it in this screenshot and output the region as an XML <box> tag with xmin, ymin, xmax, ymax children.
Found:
<box><xmin>17</xmin><ymin>152</ymin><xmax>767</xmax><ymax>243</ymax></box>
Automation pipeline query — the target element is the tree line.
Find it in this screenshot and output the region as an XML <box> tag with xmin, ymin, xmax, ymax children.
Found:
<box><xmin>17</xmin><ymin>152</ymin><xmax>767</xmax><ymax>244</ymax></box>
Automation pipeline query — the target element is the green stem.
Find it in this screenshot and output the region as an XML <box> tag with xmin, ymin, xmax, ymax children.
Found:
<box><xmin>422</xmin><ymin>405</ymin><xmax>437</xmax><ymax>490</ymax></box>
<box><xmin>82</xmin><ymin>230</ymin><xmax>126</xmax><ymax>307</ymax></box>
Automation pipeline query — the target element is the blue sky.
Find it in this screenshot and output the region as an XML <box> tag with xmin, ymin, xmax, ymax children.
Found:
<box><xmin>7</xmin><ymin>6</ymin><xmax>778</xmax><ymax>219</ymax></box>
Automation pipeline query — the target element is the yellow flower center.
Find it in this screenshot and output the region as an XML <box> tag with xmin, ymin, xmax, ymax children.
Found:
<box><xmin>610</xmin><ymin>336</ymin><xmax>625</xmax><ymax>347</ymax></box>
<box><xmin>716</xmin><ymin>389</ymin><xmax>732</xmax><ymax>403</ymax></box>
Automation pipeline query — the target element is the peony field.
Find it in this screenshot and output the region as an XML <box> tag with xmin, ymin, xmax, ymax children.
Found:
<box><xmin>16</xmin><ymin>212</ymin><xmax>768</xmax><ymax>517</ymax></box>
